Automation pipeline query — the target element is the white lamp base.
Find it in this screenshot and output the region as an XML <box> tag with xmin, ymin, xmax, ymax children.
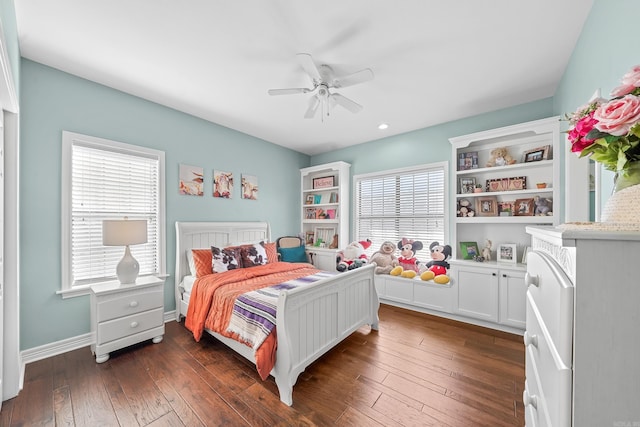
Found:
<box><xmin>116</xmin><ymin>245</ymin><xmax>140</xmax><ymax>284</ymax></box>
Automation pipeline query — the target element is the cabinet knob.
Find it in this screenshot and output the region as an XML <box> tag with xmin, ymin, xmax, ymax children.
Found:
<box><xmin>129</xmin><ymin>301</ymin><xmax>139</xmax><ymax>308</ymax></box>
<box><xmin>523</xmin><ymin>331</ymin><xmax>538</xmax><ymax>348</ymax></box>
<box><xmin>525</xmin><ymin>272</ymin><xmax>539</xmax><ymax>287</ymax></box>
<box><xmin>522</xmin><ymin>390</ymin><xmax>538</xmax><ymax>409</ymax></box>
<box><xmin>130</xmin><ymin>321</ymin><xmax>139</xmax><ymax>328</ymax></box>
<box><xmin>492</xmin><ymin>272</ymin><xmax>497</xmax><ymax>276</ymax></box>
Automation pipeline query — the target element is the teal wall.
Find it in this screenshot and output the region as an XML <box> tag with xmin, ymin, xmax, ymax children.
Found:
<box><xmin>19</xmin><ymin>60</ymin><xmax>309</xmax><ymax>349</ymax></box>
<box><xmin>13</xmin><ymin>0</ymin><xmax>640</xmax><ymax>352</ymax></box>
<box><xmin>553</xmin><ymin>0</ymin><xmax>640</xmax><ymax>209</ymax></box>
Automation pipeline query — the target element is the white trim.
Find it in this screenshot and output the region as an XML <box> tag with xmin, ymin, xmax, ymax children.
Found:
<box><xmin>21</xmin><ymin>312</ymin><xmax>177</xmax><ymax>366</ymax></box>
<box><xmin>60</xmin><ymin>131</ymin><xmax>166</xmax><ymax>294</ymax></box>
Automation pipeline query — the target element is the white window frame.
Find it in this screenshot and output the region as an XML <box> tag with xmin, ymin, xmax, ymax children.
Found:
<box><xmin>353</xmin><ymin>162</ymin><xmax>449</xmax><ymax>262</ymax></box>
<box><xmin>60</xmin><ymin>131</ymin><xmax>166</xmax><ymax>298</ymax></box>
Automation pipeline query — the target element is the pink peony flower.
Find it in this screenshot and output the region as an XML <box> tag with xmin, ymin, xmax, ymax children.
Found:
<box><xmin>610</xmin><ymin>84</ymin><xmax>636</xmax><ymax>98</ymax></box>
<box><xmin>594</xmin><ymin>94</ymin><xmax>640</xmax><ymax>136</ymax></box>
<box><xmin>568</xmin><ymin>114</ymin><xmax>598</xmax><ymax>153</ymax></box>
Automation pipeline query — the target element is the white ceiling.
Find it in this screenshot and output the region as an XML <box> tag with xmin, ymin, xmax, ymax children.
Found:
<box><xmin>14</xmin><ymin>0</ymin><xmax>593</xmax><ymax>155</ymax></box>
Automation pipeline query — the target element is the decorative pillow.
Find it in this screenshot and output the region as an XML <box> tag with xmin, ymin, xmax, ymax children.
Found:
<box><xmin>191</xmin><ymin>249</ymin><xmax>213</xmax><ymax>278</ymax></box>
<box><xmin>264</xmin><ymin>242</ymin><xmax>278</xmax><ymax>263</ymax></box>
<box><xmin>240</xmin><ymin>242</ymin><xmax>268</xmax><ymax>268</ymax></box>
<box><xmin>277</xmin><ymin>245</ymin><xmax>308</xmax><ymax>263</ymax></box>
<box><xmin>211</xmin><ymin>245</ymin><xmax>242</xmax><ymax>273</ymax></box>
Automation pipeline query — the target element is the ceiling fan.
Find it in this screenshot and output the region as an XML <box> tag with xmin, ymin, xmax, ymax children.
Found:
<box><xmin>268</xmin><ymin>53</ymin><xmax>374</xmax><ymax>119</ymax></box>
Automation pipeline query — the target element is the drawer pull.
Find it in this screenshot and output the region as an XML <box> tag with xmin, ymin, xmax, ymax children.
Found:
<box><xmin>129</xmin><ymin>301</ymin><xmax>139</xmax><ymax>308</ymax></box>
<box><xmin>523</xmin><ymin>390</ymin><xmax>538</xmax><ymax>409</ymax></box>
<box><xmin>130</xmin><ymin>321</ymin><xmax>139</xmax><ymax>328</ymax></box>
<box><xmin>525</xmin><ymin>272</ymin><xmax>539</xmax><ymax>287</ymax></box>
<box><xmin>523</xmin><ymin>331</ymin><xmax>538</xmax><ymax>348</ymax></box>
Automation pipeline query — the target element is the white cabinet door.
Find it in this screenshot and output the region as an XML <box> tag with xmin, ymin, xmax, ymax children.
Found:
<box><xmin>453</xmin><ymin>265</ymin><xmax>499</xmax><ymax>322</ymax></box>
<box><xmin>498</xmin><ymin>269</ymin><xmax>526</xmax><ymax>329</ymax></box>
<box><xmin>307</xmin><ymin>249</ymin><xmax>338</xmax><ymax>272</ymax></box>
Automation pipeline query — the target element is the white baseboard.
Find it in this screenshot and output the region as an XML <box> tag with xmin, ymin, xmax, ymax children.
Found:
<box><xmin>20</xmin><ymin>310</ymin><xmax>178</xmax><ymax>367</ymax></box>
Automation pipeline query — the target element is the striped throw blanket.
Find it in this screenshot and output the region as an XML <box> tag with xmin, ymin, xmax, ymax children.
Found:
<box><xmin>226</xmin><ymin>270</ymin><xmax>337</xmax><ymax>350</ymax></box>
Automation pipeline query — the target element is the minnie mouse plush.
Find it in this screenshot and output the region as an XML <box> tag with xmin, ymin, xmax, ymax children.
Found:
<box><xmin>390</xmin><ymin>238</ymin><xmax>424</xmax><ymax>278</ymax></box>
<box><xmin>420</xmin><ymin>241</ymin><xmax>452</xmax><ymax>284</ymax></box>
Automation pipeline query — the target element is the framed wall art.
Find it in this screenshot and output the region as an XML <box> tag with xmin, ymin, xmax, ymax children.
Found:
<box><xmin>514</xmin><ymin>198</ymin><xmax>535</xmax><ymax>216</ymax></box>
<box><xmin>179</xmin><ymin>164</ymin><xmax>204</xmax><ymax>196</ymax></box>
<box><xmin>476</xmin><ymin>196</ymin><xmax>498</xmax><ymax>217</ymax></box>
<box><xmin>497</xmin><ymin>243</ymin><xmax>517</xmax><ymax>263</ymax></box>
<box><xmin>459</xmin><ymin>241</ymin><xmax>479</xmax><ymax>260</ymax></box>
<box><xmin>523</xmin><ymin>145</ymin><xmax>551</xmax><ymax>163</ymax></box>
<box><xmin>312</xmin><ymin>176</ymin><xmax>335</xmax><ymax>189</ymax></box>
<box><xmin>213</xmin><ymin>170</ymin><xmax>233</xmax><ymax>198</ymax></box>
<box><xmin>241</xmin><ymin>174</ymin><xmax>258</xmax><ymax>200</ymax></box>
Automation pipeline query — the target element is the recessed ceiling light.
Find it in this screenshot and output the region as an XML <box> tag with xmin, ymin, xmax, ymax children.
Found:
<box><xmin>378</xmin><ymin>123</ymin><xmax>389</xmax><ymax>130</ymax></box>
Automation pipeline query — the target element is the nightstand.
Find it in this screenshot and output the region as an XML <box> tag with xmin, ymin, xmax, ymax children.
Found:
<box><xmin>90</xmin><ymin>276</ymin><xmax>165</xmax><ymax>363</ymax></box>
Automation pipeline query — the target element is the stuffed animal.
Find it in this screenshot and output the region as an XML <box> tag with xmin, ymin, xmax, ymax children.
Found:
<box><xmin>369</xmin><ymin>241</ymin><xmax>399</xmax><ymax>274</ymax></box>
<box><xmin>390</xmin><ymin>238</ymin><xmax>424</xmax><ymax>278</ymax></box>
<box><xmin>486</xmin><ymin>147</ymin><xmax>516</xmax><ymax>167</ymax></box>
<box><xmin>420</xmin><ymin>241</ymin><xmax>452</xmax><ymax>284</ymax></box>
<box><xmin>457</xmin><ymin>198</ymin><xmax>475</xmax><ymax>217</ymax></box>
<box><xmin>534</xmin><ymin>196</ymin><xmax>553</xmax><ymax>216</ymax></box>
<box><xmin>336</xmin><ymin>239</ymin><xmax>371</xmax><ymax>272</ymax></box>
<box><xmin>481</xmin><ymin>239</ymin><xmax>492</xmax><ymax>261</ymax></box>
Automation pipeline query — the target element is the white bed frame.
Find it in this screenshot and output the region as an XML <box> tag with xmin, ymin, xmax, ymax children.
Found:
<box><xmin>174</xmin><ymin>221</ymin><xmax>379</xmax><ymax>406</ymax></box>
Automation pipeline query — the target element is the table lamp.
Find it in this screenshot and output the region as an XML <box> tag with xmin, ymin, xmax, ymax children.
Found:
<box><xmin>102</xmin><ymin>218</ymin><xmax>147</xmax><ymax>284</ymax></box>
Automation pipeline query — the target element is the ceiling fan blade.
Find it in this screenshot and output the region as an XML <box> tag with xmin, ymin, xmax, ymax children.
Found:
<box><xmin>331</xmin><ymin>93</ymin><xmax>363</xmax><ymax>114</ymax></box>
<box><xmin>268</xmin><ymin>88</ymin><xmax>311</xmax><ymax>96</ymax></box>
<box><xmin>333</xmin><ymin>68</ymin><xmax>374</xmax><ymax>88</ymax></box>
<box><xmin>296</xmin><ymin>53</ymin><xmax>322</xmax><ymax>82</ymax></box>
<box><xmin>304</xmin><ymin>95</ymin><xmax>320</xmax><ymax>119</ymax></box>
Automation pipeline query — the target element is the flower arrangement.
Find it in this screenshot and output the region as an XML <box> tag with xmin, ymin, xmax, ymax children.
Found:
<box><xmin>566</xmin><ymin>65</ymin><xmax>640</xmax><ymax>172</ymax></box>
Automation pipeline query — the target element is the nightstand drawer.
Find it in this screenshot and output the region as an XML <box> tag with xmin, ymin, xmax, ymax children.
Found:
<box><xmin>98</xmin><ymin>307</ymin><xmax>163</xmax><ymax>343</ymax></box>
<box><xmin>97</xmin><ymin>289</ymin><xmax>163</xmax><ymax>322</ymax></box>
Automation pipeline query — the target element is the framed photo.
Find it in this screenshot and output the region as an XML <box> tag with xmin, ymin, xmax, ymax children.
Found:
<box><xmin>313</xmin><ymin>176</ymin><xmax>335</xmax><ymax>189</ymax></box>
<box><xmin>305</xmin><ymin>231</ymin><xmax>315</xmax><ymax>246</ymax></box>
<box><xmin>305</xmin><ymin>194</ymin><xmax>315</xmax><ymax>205</ymax></box>
<box><xmin>514</xmin><ymin>198</ymin><xmax>535</xmax><ymax>216</ymax></box>
<box><xmin>458</xmin><ymin>151</ymin><xmax>479</xmax><ymax>170</ymax></box>
<box><xmin>459</xmin><ymin>241</ymin><xmax>479</xmax><ymax>260</ymax></box>
<box><xmin>523</xmin><ymin>145</ymin><xmax>551</xmax><ymax>163</ymax></box>
<box><xmin>459</xmin><ymin>177</ymin><xmax>476</xmax><ymax>194</ymax></box>
<box><xmin>497</xmin><ymin>243</ymin><xmax>517</xmax><ymax>263</ymax></box>
<box><xmin>476</xmin><ymin>196</ymin><xmax>498</xmax><ymax>217</ymax></box>
<box><xmin>507</xmin><ymin>176</ymin><xmax>527</xmax><ymax>191</ymax></box>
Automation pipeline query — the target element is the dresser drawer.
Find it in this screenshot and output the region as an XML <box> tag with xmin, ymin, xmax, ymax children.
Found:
<box><xmin>97</xmin><ymin>289</ymin><xmax>163</xmax><ymax>322</ymax></box>
<box><xmin>525</xmin><ymin>295</ymin><xmax>572</xmax><ymax>427</ymax></box>
<box><xmin>98</xmin><ymin>307</ymin><xmax>164</xmax><ymax>343</ymax></box>
<box><xmin>525</xmin><ymin>251</ymin><xmax>573</xmax><ymax>363</ymax></box>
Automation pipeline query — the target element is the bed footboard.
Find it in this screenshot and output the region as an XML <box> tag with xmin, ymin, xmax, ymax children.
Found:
<box><xmin>272</xmin><ymin>264</ymin><xmax>378</xmax><ymax>405</ymax></box>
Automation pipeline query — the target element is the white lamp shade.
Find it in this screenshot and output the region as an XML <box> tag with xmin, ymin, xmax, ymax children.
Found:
<box><xmin>102</xmin><ymin>219</ymin><xmax>147</xmax><ymax>246</ymax></box>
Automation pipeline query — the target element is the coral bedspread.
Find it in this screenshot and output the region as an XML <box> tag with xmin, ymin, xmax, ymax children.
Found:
<box><xmin>185</xmin><ymin>262</ymin><xmax>321</xmax><ymax>380</ymax></box>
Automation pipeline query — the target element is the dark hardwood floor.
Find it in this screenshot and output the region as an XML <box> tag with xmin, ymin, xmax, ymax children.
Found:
<box><xmin>0</xmin><ymin>304</ymin><xmax>525</xmax><ymax>426</ymax></box>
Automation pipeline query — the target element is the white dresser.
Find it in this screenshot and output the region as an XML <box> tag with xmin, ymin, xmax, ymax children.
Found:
<box><xmin>525</xmin><ymin>225</ymin><xmax>640</xmax><ymax>426</ymax></box>
<box><xmin>90</xmin><ymin>276</ymin><xmax>165</xmax><ymax>363</ymax></box>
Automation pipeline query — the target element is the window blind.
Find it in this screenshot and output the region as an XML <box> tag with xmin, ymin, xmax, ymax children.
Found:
<box><xmin>354</xmin><ymin>165</ymin><xmax>446</xmax><ymax>259</ymax></box>
<box><xmin>70</xmin><ymin>142</ymin><xmax>160</xmax><ymax>286</ymax></box>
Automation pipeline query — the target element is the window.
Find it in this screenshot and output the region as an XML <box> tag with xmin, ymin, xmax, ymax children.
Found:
<box><xmin>61</xmin><ymin>131</ymin><xmax>165</xmax><ymax>297</ymax></box>
<box><xmin>354</xmin><ymin>163</ymin><xmax>448</xmax><ymax>260</ymax></box>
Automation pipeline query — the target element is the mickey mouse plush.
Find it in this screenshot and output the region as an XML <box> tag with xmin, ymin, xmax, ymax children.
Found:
<box><xmin>390</xmin><ymin>238</ymin><xmax>423</xmax><ymax>278</ymax></box>
<box><xmin>420</xmin><ymin>241</ymin><xmax>451</xmax><ymax>284</ymax></box>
